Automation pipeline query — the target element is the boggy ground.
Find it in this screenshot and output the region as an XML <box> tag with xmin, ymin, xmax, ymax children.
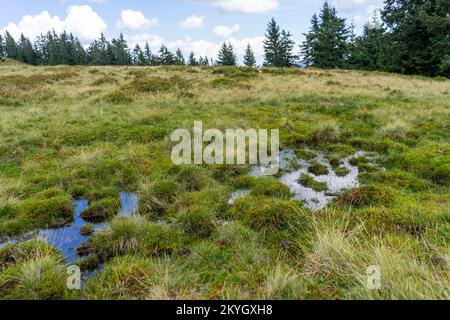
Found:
<box><xmin>0</xmin><ymin>59</ymin><xmax>449</xmax><ymax>300</ymax></box>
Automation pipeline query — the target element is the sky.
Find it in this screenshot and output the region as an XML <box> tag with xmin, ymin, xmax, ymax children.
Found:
<box><xmin>0</xmin><ymin>0</ymin><xmax>384</xmax><ymax>64</ymax></box>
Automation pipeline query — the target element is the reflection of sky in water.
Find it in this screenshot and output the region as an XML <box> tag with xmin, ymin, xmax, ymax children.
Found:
<box><xmin>233</xmin><ymin>149</ymin><xmax>376</xmax><ymax>211</ymax></box>
<box><xmin>118</xmin><ymin>192</ymin><xmax>139</xmax><ymax>217</ymax></box>
<box><xmin>0</xmin><ymin>192</ymin><xmax>139</xmax><ymax>264</ymax></box>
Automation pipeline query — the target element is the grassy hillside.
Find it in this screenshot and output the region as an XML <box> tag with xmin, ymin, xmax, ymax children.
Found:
<box><xmin>0</xmin><ymin>61</ymin><xmax>449</xmax><ymax>299</ymax></box>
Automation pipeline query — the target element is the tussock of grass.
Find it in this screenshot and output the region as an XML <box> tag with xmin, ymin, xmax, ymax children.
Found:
<box><xmin>174</xmin><ymin>205</ymin><xmax>216</xmax><ymax>239</ymax></box>
<box><xmin>309</xmin><ymin>121</ymin><xmax>341</xmax><ymax>144</ymax></box>
<box><xmin>0</xmin><ymin>241</ymin><xmax>66</xmax><ymax>299</ymax></box>
<box><xmin>308</xmin><ymin>162</ymin><xmax>329</xmax><ymax>176</ymax></box>
<box><xmin>91</xmin><ymin>216</ymin><xmax>185</xmax><ymax>258</ymax></box>
<box><xmin>299</xmin><ymin>174</ymin><xmax>328</xmax><ymax>192</ymax></box>
<box><xmin>228</xmin><ymin>196</ymin><xmax>306</xmax><ymax>234</ymax></box>
<box><xmin>138</xmin><ymin>178</ymin><xmax>182</xmax><ymax>216</ymax></box>
<box><xmin>80</xmin><ymin>198</ymin><xmax>120</xmax><ymax>223</ymax></box>
<box><xmin>250</xmin><ymin>178</ymin><xmax>292</xmax><ymax>198</ymax></box>
<box><xmin>335</xmin><ymin>186</ymin><xmax>393</xmax><ymax>207</ymax></box>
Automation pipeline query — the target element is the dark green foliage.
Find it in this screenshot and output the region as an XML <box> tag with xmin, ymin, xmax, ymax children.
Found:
<box><xmin>301</xmin><ymin>2</ymin><xmax>349</xmax><ymax>68</ymax></box>
<box><xmin>188</xmin><ymin>52</ymin><xmax>199</xmax><ymax>66</ymax></box>
<box><xmin>243</xmin><ymin>44</ymin><xmax>257</xmax><ymax>67</ymax></box>
<box><xmin>0</xmin><ymin>34</ymin><xmax>4</xmax><ymax>57</ymax></box>
<box><xmin>216</xmin><ymin>43</ymin><xmax>237</xmax><ymax>66</ymax></box>
<box><xmin>263</xmin><ymin>18</ymin><xmax>298</xmax><ymax>67</ymax></box>
<box><xmin>351</xmin><ymin>14</ymin><xmax>386</xmax><ymax>71</ymax></box>
<box><xmin>381</xmin><ymin>0</ymin><xmax>450</xmax><ymax>77</ymax></box>
<box><xmin>174</xmin><ymin>48</ymin><xmax>185</xmax><ymax>66</ymax></box>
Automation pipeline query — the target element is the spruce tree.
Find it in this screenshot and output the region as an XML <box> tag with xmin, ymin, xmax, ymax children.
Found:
<box><xmin>263</xmin><ymin>18</ymin><xmax>282</xmax><ymax>67</ymax></box>
<box><xmin>4</xmin><ymin>31</ymin><xmax>18</xmax><ymax>60</ymax></box>
<box><xmin>111</xmin><ymin>34</ymin><xmax>130</xmax><ymax>65</ymax></box>
<box><xmin>382</xmin><ymin>0</ymin><xmax>450</xmax><ymax>77</ymax></box>
<box><xmin>216</xmin><ymin>42</ymin><xmax>237</xmax><ymax>66</ymax></box>
<box><xmin>352</xmin><ymin>13</ymin><xmax>386</xmax><ymax>71</ymax></box>
<box><xmin>188</xmin><ymin>52</ymin><xmax>198</xmax><ymax>66</ymax></box>
<box><xmin>158</xmin><ymin>45</ymin><xmax>175</xmax><ymax>65</ymax></box>
<box><xmin>18</xmin><ymin>34</ymin><xmax>36</xmax><ymax>64</ymax></box>
<box><xmin>144</xmin><ymin>42</ymin><xmax>154</xmax><ymax>66</ymax></box>
<box><xmin>0</xmin><ymin>34</ymin><xmax>5</xmax><ymax>58</ymax></box>
<box><xmin>263</xmin><ymin>18</ymin><xmax>297</xmax><ymax>67</ymax></box>
<box><xmin>175</xmin><ymin>48</ymin><xmax>185</xmax><ymax>65</ymax></box>
<box><xmin>243</xmin><ymin>44</ymin><xmax>256</xmax><ymax>67</ymax></box>
<box><xmin>301</xmin><ymin>14</ymin><xmax>319</xmax><ymax>67</ymax></box>
<box><xmin>301</xmin><ymin>2</ymin><xmax>349</xmax><ymax>69</ymax></box>
<box><xmin>199</xmin><ymin>56</ymin><xmax>210</xmax><ymax>66</ymax></box>
<box><xmin>132</xmin><ymin>45</ymin><xmax>147</xmax><ymax>65</ymax></box>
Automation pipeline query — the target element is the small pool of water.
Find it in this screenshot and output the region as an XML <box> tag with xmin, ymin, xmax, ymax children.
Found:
<box><xmin>0</xmin><ymin>192</ymin><xmax>139</xmax><ymax>264</ymax></box>
<box><xmin>232</xmin><ymin>149</ymin><xmax>379</xmax><ymax>211</ymax></box>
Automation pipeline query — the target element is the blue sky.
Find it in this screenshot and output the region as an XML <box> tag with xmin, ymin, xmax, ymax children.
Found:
<box><xmin>0</xmin><ymin>0</ymin><xmax>384</xmax><ymax>64</ymax></box>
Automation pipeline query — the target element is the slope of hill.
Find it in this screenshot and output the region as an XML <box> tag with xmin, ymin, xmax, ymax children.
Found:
<box><xmin>0</xmin><ymin>64</ymin><xmax>449</xmax><ymax>299</ymax></box>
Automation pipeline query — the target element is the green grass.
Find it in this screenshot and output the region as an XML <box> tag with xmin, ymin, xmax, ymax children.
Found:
<box><xmin>0</xmin><ymin>63</ymin><xmax>449</xmax><ymax>300</ymax></box>
<box><xmin>299</xmin><ymin>174</ymin><xmax>328</xmax><ymax>192</ymax></box>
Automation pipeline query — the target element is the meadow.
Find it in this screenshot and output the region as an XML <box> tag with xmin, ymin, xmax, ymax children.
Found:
<box><xmin>0</xmin><ymin>58</ymin><xmax>449</xmax><ymax>300</ymax></box>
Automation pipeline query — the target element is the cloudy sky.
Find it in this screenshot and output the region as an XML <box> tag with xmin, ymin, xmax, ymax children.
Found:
<box><xmin>0</xmin><ymin>0</ymin><xmax>384</xmax><ymax>64</ymax></box>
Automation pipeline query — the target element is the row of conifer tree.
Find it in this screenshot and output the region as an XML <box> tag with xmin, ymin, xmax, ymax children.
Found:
<box><xmin>0</xmin><ymin>1</ymin><xmax>448</xmax><ymax>77</ymax></box>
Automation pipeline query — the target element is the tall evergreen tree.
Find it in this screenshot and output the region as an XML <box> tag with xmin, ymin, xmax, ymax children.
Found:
<box><xmin>301</xmin><ymin>14</ymin><xmax>320</xmax><ymax>67</ymax></box>
<box><xmin>111</xmin><ymin>34</ymin><xmax>130</xmax><ymax>65</ymax></box>
<box><xmin>188</xmin><ymin>52</ymin><xmax>198</xmax><ymax>66</ymax></box>
<box><xmin>144</xmin><ymin>42</ymin><xmax>155</xmax><ymax>66</ymax></box>
<box><xmin>0</xmin><ymin>34</ymin><xmax>5</xmax><ymax>58</ymax></box>
<box><xmin>4</xmin><ymin>31</ymin><xmax>18</xmax><ymax>60</ymax></box>
<box><xmin>87</xmin><ymin>33</ymin><xmax>112</xmax><ymax>65</ymax></box>
<box><xmin>174</xmin><ymin>48</ymin><xmax>185</xmax><ymax>65</ymax></box>
<box><xmin>158</xmin><ymin>45</ymin><xmax>175</xmax><ymax>65</ymax></box>
<box><xmin>18</xmin><ymin>34</ymin><xmax>36</xmax><ymax>64</ymax></box>
<box><xmin>352</xmin><ymin>13</ymin><xmax>386</xmax><ymax>71</ymax></box>
<box><xmin>263</xmin><ymin>18</ymin><xmax>297</xmax><ymax>67</ymax></box>
<box><xmin>198</xmin><ymin>56</ymin><xmax>210</xmax><ymax>66</ymax></box>
<box><xmin>216</xmin><ymin>42</ymin><xmax>237</xmax><ymax>66</ymax></box>
<box><xmin>301</xmin><ymin>2</ymin><xmax>349</xmax><ymax>69</ymax></box>
<box><xmin>382</xmin><ymin>0</ymin><xmax>450</xmax><ymax>77</ymax></box>
<box><xmin>243</xmin><ymin>44</ymin><xmax>257</xmax><ymax>67</ymax></box>
<box><xmin>132</xmin><ymin>44</ymin><xmax>147</xmax><ymax>65</ymax></box>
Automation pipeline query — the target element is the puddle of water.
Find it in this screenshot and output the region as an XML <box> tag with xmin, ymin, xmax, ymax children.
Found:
<box><xmin>231</xmin><ymin>149</ymin><xmax>377</xmax><ymax>211</ymax></box>
<box><xmin>0</xmin><ymin>192</ymin><xmax>139</xmax><ymax>265</ymax></box>
<box><xmin>279</xmin><ymin>151</ymin><xmax>359</xmax><ymax>210</ymax></box>
<box><xmin>118</xmin><ymin>192</ymin><xmax>139</xmax><ymax>217</ymax></box>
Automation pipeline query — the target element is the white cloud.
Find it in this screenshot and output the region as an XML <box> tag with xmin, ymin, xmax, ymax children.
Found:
<box><xmin>64</xmin><ymin>5</ymin><xmax>107</xmax><ymax>41</ymax></box>
<box><xmin>126</xmin><ymin>33</ymin><xmax>265</xmax><ymax>65</ymax></box>
<box><xmin>332</xmin><ymin>0</ymin><xmax>383</xmax><ymax>13</ymax></box>
<box><xmin>213</xmin><ymin>23</ymin><xmax>240</xmax><ymax>38</ymax></box>
<box><xmin>0</xmin><ymin>5</ymin><xmax>107</xmax><ymax>42</ymax></box>
<box><xmin>200</xmin><ymin>0</ymin><xmax>279</xmax><ymax>14</ymax></box>
<box><xmin>117</xmin><ymin>10</ymin><xmax>158</xmax><ymax>30</ymax></box>
<box><xmin>179</xmin><ymin>15</ymin><xmax>204</xmax><ymax>29</ymax></box>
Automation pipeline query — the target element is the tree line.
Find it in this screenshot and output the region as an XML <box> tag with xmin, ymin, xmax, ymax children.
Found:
<box><xmin>0</xmin><ymin>0</ymin><xmax>448</xmax><ymax>77</ymax></box>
